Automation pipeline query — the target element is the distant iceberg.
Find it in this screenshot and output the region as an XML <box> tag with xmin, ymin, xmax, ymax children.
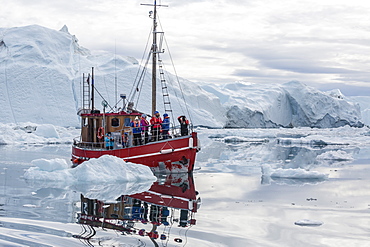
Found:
<box><xmin>201</xmin><ymin>80</ymin><xmax>364</xmax><ymax>128</ymax></box>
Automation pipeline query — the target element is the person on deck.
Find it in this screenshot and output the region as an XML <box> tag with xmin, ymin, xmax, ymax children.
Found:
<box><xmin>122</xmin><ymin>132</ymin><xmax>129</xmax><ymax>147</ymax></box>
<box><xmin>105</xmin><ymin>132</ymin><xmax>114</xmax><ymax>150</ymax></box>
<box><xmin>131</xmin><ymin>117</ymin><xmax>142</xmax><ymax>146</ymax></box>
<box><xmin>140</xmin><ymin>114</ymin><xmax>150</xmax><ymax>144</ymax></box>
<box><xmin>177</xmin><ymin>115</ymin><xmax>189</xmax><ymax>136</ymax></box>
<box><xmin>150</xmin><ymin>111</ymin><xmax>162</xmax><ymax>141</ymax></box>
<box><xmin>161</xmin><ymin>113</ymin><xmax>170</xmax><ymax>139</ymax></box>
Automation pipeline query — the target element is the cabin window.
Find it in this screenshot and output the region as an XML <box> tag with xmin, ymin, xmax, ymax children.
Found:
<box><xmin>111</xmin><ymin>118</ymin><xmax>120</xmax><ymax>127</ymax></box>
<box><xmin>124</xmin><ymin>118</ymin><xmax>131</xmax><ymax>127</ymax></box>
<box><xmin>83</xmin><ymin>118</ymin><xmax>88</xmax><ymax>127</ymax></box>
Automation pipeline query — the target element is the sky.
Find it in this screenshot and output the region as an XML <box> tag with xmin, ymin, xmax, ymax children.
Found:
<box><xmin>1</xmin><ymin>0</ymin><xmax>370</xmax><ymax>96</ymax></box>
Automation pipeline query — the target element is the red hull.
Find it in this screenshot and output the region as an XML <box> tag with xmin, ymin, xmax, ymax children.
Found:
<box><xmin>72</xmin><ymin>132</ymin><xmax>199</xmax><ymax>173</ymax></box>
<box><xmin>130</xmin><ymin>173</ymin><xmax>199</xmax><ymax>212</ymax></box>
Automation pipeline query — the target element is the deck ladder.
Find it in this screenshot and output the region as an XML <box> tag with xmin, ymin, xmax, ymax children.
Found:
<box><xmin>158</xmin><ymin>59</ymin><xmax>173</xmax><ymax>115</ymax></box>
<box><xmin>82</xmin><ymin>73</ymin><xmax>91</xmax><ymax>110</ymax></box>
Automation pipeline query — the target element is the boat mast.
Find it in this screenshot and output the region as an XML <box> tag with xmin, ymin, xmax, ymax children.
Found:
<box><xmin>142</xmin><ymin>1</ymin><xmax>167</xmax><ymax>116</ymax></box>
<box><xmin>91</xmin><ymin>67</ymin><xmax>95</xmax><ymax>112</ymax></box>
<box><xmin>152</xmin><ymin>1</ymin><xmax>157</xmax><ymax>116</ymax></box>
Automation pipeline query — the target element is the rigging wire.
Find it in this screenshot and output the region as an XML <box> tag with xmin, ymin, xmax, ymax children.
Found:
<box><xmin>157</xmin><ymin>14</ymin><xmax>193</xmax><ymax>124</ymax></box>
<box><xmin>157</xmin><ymin>54</ymin><xmax>176</xmax><ymax>127</ymax></box>
<box><xmin>103</xmin><ymin>75</ymin><xmax>111</xmax><ymax>108</ymax></box>
<box><xmin>93</xmin><ymin>85</ymin><xmax>114</xmax><ymax>112</ymax></box>
<box><xmin>2</xmin><ymin>34</ymin><xmax>17</xmax><ymax>124</ymax></box>
<box><xmin>126</xmin><ymin>26</ymin><xmax>153</xmax><ymax>110</ymax></box>
<box><xmin>90</xmin><ymin>66</ymin><xmax>114</xmax><ymax>112</ymax></box>
<box><xmin>115</xmin><ymin>39</ymin><xmax>118</xmax><ymax>111</ymax></box>
<box><xmin>134</xmin><ymin>53</ymin><xmax>151</xmax><ymax>109</ymax></box>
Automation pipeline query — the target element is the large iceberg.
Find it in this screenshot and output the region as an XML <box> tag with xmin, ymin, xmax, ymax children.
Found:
<box><xmin>0</xmin><ymin>25</ymin><xmax>365</xmax><ymax>128</ymax></box>
<box><xmin>201</xmin><ymin>80</ymin><xmax>363</xmax><ymax>128</ymax></box>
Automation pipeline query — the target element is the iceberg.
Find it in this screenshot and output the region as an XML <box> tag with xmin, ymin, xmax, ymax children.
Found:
<box><xmin>24</xmin><ymin>155</ymin><xmax>157</xmax><ymax>183</ymax></box>
<box><xmin>0</xmin><ymin>25</ymin><xmax>366</xmax><ymax>128</ymax></box>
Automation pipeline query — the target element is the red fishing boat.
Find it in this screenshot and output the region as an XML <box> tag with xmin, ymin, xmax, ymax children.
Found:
<box><xmin>71</xmin><ymin>1</ymin><xmax>200</xmax><ymax>173</ymax></box>
<box><xmin>75</xmin><ymin>173</ymin><xmax>201</xmax><ymax>245</ymax></box>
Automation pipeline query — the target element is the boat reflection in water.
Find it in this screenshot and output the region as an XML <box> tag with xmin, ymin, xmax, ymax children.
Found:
<box><xmin>74</xmin><ymin>173</ymin><xmax>201</xmax><ymax>246</ymax></box>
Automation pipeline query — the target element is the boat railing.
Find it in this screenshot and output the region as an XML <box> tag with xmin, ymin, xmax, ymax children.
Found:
<box><xmin>72</xmin><ymin>138</ymin><xmax>106</xmax><ymax>150</ymax></box>
<box><xmin>73</xmin><ymin>125</ymin><xmax>193</xmax><ymax>150</ymax></box>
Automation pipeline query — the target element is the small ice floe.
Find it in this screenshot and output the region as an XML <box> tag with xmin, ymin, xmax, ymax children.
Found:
<box><xmin>316</xmin><ymin>150</ymin><xmax>353</xmax><ymax>161</ymax></box>
<box><xmin>34</xmin><ymin>124</ymin><xmax>60</xmax><ymax>138</ymax></box>
<box><xmin>223</xmin><ymin>136</ymin><xmax>268</xmax><ymax>143</ymax></box>
<box><xmin>261</xmin><ymin>164</ymin><xmax>328</xmax><ymax>180</ymax></box>
<box><xmin>294</xmin><ymin>219</ymin><xmax>323</xmax><ymax>227</ymax></box>
<box><xmin>24</xmin><ymin>155</ymin><xmax>156</xmax><ymax>183</ymax></box>
<box><xmin>23</xmin><ymin>204</ymin><xmax>37</xmax><ymax>208</ymax></box>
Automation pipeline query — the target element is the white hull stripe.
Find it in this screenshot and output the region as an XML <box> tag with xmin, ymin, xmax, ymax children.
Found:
<box><xmin>142</xmin><ymin>191</ymin><xmax>194</xmax><ymax>210</ymax></box>
<box><xmin>73</xmin><ymin>146</ymin><xmax>196</xmax><ymax>161</ymax></box>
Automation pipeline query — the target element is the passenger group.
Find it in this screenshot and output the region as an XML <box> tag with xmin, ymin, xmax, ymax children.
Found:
<box><xmin>104</xmin><ymin>112</ymin><xmax>189</xmax><ymax>149</ymax></box>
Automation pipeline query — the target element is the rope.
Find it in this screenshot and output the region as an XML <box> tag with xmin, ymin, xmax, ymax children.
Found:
<box><xmin>127</xmin><ymin>27</ymin><xmax>153</xmax><ymax>109</ymax></box>
<box><xmin>2</xmin><ymin>35</ymin><xmax>17</xmax><ymax>124</ymax></box>
<box><xmin>157</xmin><ymin>15</ymin><xmax>193</xmax><ymax>124</ymax></box>
<box><xmin>134</xmin><ymin>53</ymin><xmax>151</xmax><ymax>108</ymax></box>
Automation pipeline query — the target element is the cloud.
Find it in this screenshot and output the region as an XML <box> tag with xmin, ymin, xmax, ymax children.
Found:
<box><xmin>2</xmin><ymin>0</ymin><xmax>370</xmax><ymax>95</ymax></box>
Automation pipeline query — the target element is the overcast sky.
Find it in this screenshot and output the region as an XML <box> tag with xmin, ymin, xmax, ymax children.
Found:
<box><xmin>1</xmin><ymin>0</ymin><xmax>370</xmax><ymax>96</ymax></box>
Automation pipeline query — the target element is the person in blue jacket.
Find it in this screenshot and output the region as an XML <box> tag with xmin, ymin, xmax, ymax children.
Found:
<box><xmin>131</xmin><ymin>117</ymin><xmax>142</xmax><ymax>146</ymax></box>
<box><xmin>105</xmin><ymin>132</ymin><xmax>114</xmax><ymax>150</ymax></box>
<box><xmin>161</xmin><ymin>113</ymin><xmax>170</xmax><ymax>139</ymax></box>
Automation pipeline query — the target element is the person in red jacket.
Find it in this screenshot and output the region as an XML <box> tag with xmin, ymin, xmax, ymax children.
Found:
<box><xmin>150</xmin><ymin>111</ymin><xmax>162</xmax><ymax>141</ymax></box>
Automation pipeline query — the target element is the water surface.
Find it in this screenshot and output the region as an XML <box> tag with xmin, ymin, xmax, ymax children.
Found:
<box><xmin>1</xmin><ymin>128</ymin><xmax>370</xmax><ymax>246</ymax></box>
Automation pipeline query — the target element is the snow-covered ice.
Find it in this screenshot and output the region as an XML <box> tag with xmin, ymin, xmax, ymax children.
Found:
<box><xmin>1</xmin><ymin>25</ymin><xmax>369</xmax><ymax>128</ymax></box>
<box><xmin>0</xmin><ymin>122</ymin><xmax>79</xmax><ymax>145</ymax></box>
<box><xmin>24</xmin><ymin>155</ymin><xmax>156</xmax><ymax>183</ymax></box>
<box><xmin>22</xmin><ymin>155</ymin><xmax>157</xmax><ymax>200</ymax></box>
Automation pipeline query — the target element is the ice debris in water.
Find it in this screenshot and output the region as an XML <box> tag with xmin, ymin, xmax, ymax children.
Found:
<box><xmin>316</xmin><ymin>150</ymin><xmax>353</xmax><ymax>161</ymax></box>
<box><xmin>261</xmin><ymin>164</ymin><xmax>328</xmax><ymax>180</ymax></box>
<box><xmin>295</xmin><ymin>219</ymin><xmax>323</xmax><ymax>226</ymax></box>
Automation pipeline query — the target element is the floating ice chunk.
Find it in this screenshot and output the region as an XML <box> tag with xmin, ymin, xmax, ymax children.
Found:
<box><xmin>261</xmin><ymin>164</ymin><xmax>328</xmax><ymax>180</ymax></box>
<box><xmin>71</xmin><ymin>155</ymin><xmax>156</xmax><ymax>183</ymax></box>
<box><xmin>295</xmin><ymin>219</ymin><xmax>323</xmax><ymax>226</ymax></box>
<box><xmin>24</xmin><ymin>155</ymin><xmax>156</xmax><ymax>183</ymax></box>
<box><xmin>34</xmin><ymin>124</ymin><xmax>60</xmax><ymax>138</ymax></box>
<box><xmin>271</xmin><ymin>168</ymin><xmax>328</xmax><ymax>180</ymax></box>
<box><xmin>222</xmin><ymin>136</ymin><xmax>268</xmax><ymax>143</ymax></box>
<box><xmin>316</xmin><ymin>150</ymin><xmax>353</xmax><ymax>161</ymax></box>
<box><xmin>31</xmin><ymin>158</ymin><xmax>69</xmax><ymax>172</ymax></box>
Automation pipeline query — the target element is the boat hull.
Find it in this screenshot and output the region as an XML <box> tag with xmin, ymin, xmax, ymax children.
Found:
<box><xmin>72</xmin><ymin>132</ymin><xmax>199</xmax><ymax>173</ymax></box>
